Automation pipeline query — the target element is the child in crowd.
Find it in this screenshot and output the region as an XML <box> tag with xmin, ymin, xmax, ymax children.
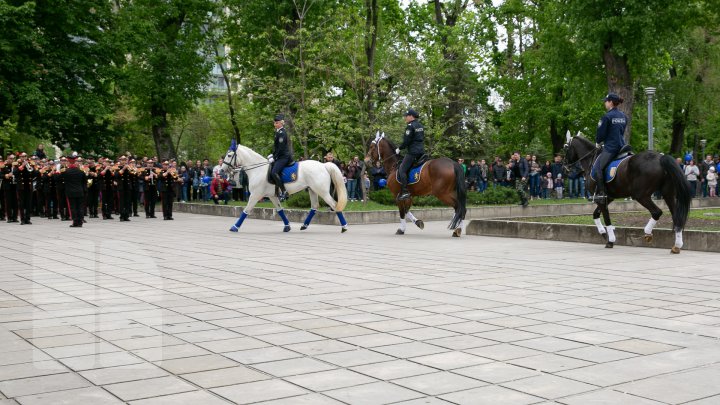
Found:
<box><xmin>707</xmin><ymin>166</ymin><xmax>717</xmax><ymax>197</ymax></box>
<box><xmin>543</xmin><ymin>172</ymin><xmax>553</xmax><ymax>199</ymax></box>
<box><xmin>555</xmin><ymin>173</ymin><xmax>564</xmax><ymax>199</ymax></box>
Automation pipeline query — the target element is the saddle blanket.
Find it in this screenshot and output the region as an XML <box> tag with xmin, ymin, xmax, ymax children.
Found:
<box><xmin>396</xmin><ymin>162</ymin><xmax>428</xmax><ymax>185</ymax></box>
<box><xmin>591</xmin><ymin>156</ymin><xmax>631</xmax><ymax>183</ymax></box>
<box><xmin>281</xmin><ymin>162</ymin><xmax>300</xmax><ymax>183</ymax></box>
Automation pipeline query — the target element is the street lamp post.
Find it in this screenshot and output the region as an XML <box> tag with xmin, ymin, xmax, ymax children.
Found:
<box><xmin>645</xmin><ymin>87</ymin><xmax>656</xmax><ymax>151</ymax></box>
<box><xmin>700</xmin><ymin>139</ymin><xmax>707</xmax><ymax>161</ymax></box>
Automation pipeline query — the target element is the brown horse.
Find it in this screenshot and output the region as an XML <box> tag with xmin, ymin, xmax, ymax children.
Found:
<box><xmin>365</xmin><ymin>133</ymin><xmax>467</xmax><ymax>237</ymax></box>
<box><xmin>564</xmin><ymin>133</ymin><xmax>691</xmax><ymax>253</ymax></box>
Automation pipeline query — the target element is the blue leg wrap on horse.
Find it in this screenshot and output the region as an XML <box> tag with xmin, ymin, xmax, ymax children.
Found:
<box><xmin>304</xmin><ymin>209</ymin><xmax>316</xmax><ymax>226</ymax></box>
<box><xmin>336</xmin><ymin>212</ymin><xmax>347</xmax><ymax>227</ymax></box>
<box><xmin>278</xmin><ymin>209</ymin><xmax>289</xmax><ymax>225</ymax></box>
<box><xmin>234</xmin><ymin>211</ymin><xmax>248</xmax><ymax>228</ymax></box>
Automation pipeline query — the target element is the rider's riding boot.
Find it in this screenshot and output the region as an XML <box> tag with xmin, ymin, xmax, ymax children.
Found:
<box><xmin>398</xmin><ymin>184</ymin><xmax>411</xmax><ymax>201</ymax></box>
<box><xmin>272</xmin><ymin>173</ymin><xmax>288</xmax><ymax>201</ymax></box>
<box><xmin>592</xmin><ymin>178</ymin><xmax>607</xmax><ymax>204</ymax></box>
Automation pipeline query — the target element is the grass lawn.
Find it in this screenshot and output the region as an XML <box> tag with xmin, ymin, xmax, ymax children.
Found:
<box><xmin>510</xmin><ymin>208</ymin><xmax>720</xmax><ymax>231</ymax></box>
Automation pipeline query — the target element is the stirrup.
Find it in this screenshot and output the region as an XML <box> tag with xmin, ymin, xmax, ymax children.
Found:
<box><xmin>590</xmin><ymin>193</ymin><xmax>607</xmax><ymax>204</ymax></box>
<box><xmin>397</xmin><ymin>191</ymin><xmax>411</xmax><ymax>201</ymax></box>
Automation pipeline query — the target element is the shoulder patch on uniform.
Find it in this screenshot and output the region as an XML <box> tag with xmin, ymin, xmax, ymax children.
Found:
<box><xmin>405</xmin><ymin>130</ymin><xmax>410</xmax><ymax>135</ymax></box>
<box><xmin>279</xmin><ymin>137</ymin><xmax>284</xmax><ymax>143</ymax></box>
<box><xmin>597</xmin><ymin>120</ymin><xmax>603</xmax><ymax>127</ymax></box>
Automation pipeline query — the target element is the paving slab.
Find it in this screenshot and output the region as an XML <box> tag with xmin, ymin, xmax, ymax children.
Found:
<box><xmin>2</xmin><ymin>213</ymin><xmax>720</xmax><ymax>404</ymax></box>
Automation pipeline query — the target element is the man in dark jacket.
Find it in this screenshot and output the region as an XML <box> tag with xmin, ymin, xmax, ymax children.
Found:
<box><xmin>396</xmin><ymin>108</ymin><xmax>425</xmax><ymax>200</ymax></box>
<box><xmin>511</xmin><ymin>152</ymin><xmax>529</xmax><ymax>206</ymax></box>
<box><xmin>14</xmin><ymin>153</ymin><xmax>37</xmax><ymax>225</ymax></box>
<box><xmin>269</xmin><ymin>114</ymin><xmax>293</xmax><ymax>201</ymax></box>
<box><xmin>64</xmin><ymin>154</ymin><xmax>87</xmax><ymax>227</ymax></box>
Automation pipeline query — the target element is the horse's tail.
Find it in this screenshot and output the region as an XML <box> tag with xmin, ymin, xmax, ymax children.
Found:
<box><xmin>660</xmin><ymin>154</ymin><xmax>691</xmax><ymax>232</ymax></box>
<box><xmin>449</xmin><ymin>161</ymin><xmax>467</xmax><ymax>230</ymax></box>
<box><xmin>325</xmin><ymin>162</ymin><xmax>347</xmax><ymax>212</ymax></box>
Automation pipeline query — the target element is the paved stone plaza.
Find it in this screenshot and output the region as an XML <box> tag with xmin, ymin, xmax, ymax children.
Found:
<box><xmin>1</xmin><ymin>213</ymin><xmax>719</xmax><ymax>404</ymax></box>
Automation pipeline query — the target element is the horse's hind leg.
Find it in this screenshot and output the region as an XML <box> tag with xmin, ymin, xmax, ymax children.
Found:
<box><xmin>317</xmin><ymin>189</ymin><xmax>348</xmax><ymax>232</ymax></box>
<box><xmin>661</xmin><ymin>184</ymin><xmax>682</xmax><ymax>253</ymax></box>
<box><xmin>436</xmin><ymin>194</ymin><xmax>462</xmax><ymax>237</ymax></box>
<box><xmin>636</xmin><ymin>195</ymin><xmax>662</xmax><ymax>243</ymax></box>
<box><xmin>301</xmin><ymin>190</ymin><xmax>320</xmax><ymax>231</ymax></box>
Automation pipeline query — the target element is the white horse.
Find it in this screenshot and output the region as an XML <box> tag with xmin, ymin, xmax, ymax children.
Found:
<box><xmin>221</xmin><ymin>142</ymin><xmax>349</xmax><ymax>232</ymax></box>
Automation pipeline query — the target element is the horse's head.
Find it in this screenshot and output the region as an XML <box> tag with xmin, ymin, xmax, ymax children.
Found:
<box><xmin>563</xmin><ymin>131</ymin><xmax>594</xmax><ymax>169</ymax></box>
<box><xmin>365</xmin><ymin>131</ymin><xmax>394</xmax><ymax>165</ymax></box>
<box><xmin>222</xmin><ymin>139</ymin><xmax>239</xmax><ymax>173</ymax></box>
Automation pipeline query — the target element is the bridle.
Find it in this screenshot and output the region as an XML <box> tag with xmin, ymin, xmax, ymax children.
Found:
<box><xmin>222</xmin><ymin>149</ymin><xmax>270</xmax><ymax>173</ymax></box>
<box><xmin>563</xmin><ymin>136</ymin><xmax>598</xmax><ymax>171</ymax></box>
<box><xmin>369</xmin><ymin>133</ymin><xmax>399</xmax><ymax>168</ymax></box>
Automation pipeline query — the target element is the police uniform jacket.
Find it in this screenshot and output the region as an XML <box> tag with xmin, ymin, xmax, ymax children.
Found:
<box><xmin>64</xmin><ymin>166</ymin><xmax>87</xmax><ymax>198</ymax></box>
<box><xmin>596</xmin><ymin>107</ymin><xmax>627</xmax><ymax>154</ymax></box>
<box><xmin>273</xmin><ymin>127</ymin><xmax>293</xmax><ymax>161</ymax></box>
<box><xmin>399</xmin><ymin>120</ymin><xmax>425</xmax><ymax>156</ymax></box>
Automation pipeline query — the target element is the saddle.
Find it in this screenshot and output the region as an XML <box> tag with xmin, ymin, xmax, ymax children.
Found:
<box><xmin>613</xmin><ymin>145</ymin><xmax>634</xmax><ymax>160</ymax></box>
<box><xmin>266</xmin><ymin>160</ymin><xmax>296</xmax><ymax>184</ymax></box>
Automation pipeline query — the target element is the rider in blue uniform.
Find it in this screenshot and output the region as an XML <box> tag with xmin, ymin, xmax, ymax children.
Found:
<box><xmin>592</xmin><ymin>93</ymin><xmax>627</xmax><ymax>204</ymax></box>
<box><xmin>269</xmin><ymin>114</ymin><xmax>293</xmax><ymax>201</ymax></box>
<box><xmin>396</xmin><ymin>109</ymin><xmax>425</xmax><ymax>200</ymax></box>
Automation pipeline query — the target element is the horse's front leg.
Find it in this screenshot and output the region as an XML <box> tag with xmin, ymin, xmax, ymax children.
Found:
<box><xmin>593</xmin><ymin>204</ymin><xmax>606</xmax><ymax>239</ymax></box>
<box><xmin>396</xmin><ymin>202</ymin><xmax>408</xmax><ymax>235</ymax></box>
<box><xmin>268</xmin><ymin>196</ymin><xmax>291</xmax><ymax>232</ymax></box>
<box><xmin>230</xmin><ymin>193</ymin><xmax>261</xmax><ymax>232</ymax></box>
<box><xmin>405</xmin><ymin>210</ymin><xmax>424</xmax><ymax>230</ymax></box>
<box><xmin>601</xmin><ymin>203</ymin><xmax>615</xmax><ymax>248</ymax></box>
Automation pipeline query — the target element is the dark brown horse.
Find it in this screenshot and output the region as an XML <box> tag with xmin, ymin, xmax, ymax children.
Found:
<box><xmin>564</xmin><ymin>133</ymin><xmax>691</xmax><ymax>253</ymax></box>
<box><xmin>365</xmin><ymin>133</ymin><xmax>467</xmax><ymax>237</ymax></box>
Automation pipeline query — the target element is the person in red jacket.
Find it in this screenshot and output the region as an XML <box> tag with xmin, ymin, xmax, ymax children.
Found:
<box><xmin>210</xmin><ymin>174</ymin><xmax>230</xmax><ymax>205</ymax></box>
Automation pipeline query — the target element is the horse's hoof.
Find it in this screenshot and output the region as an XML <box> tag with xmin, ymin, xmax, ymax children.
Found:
<box><xmin>416</xmin><ymin>220</ymin><xmax>425</xmax><ymax>230</ymax></box>
<box><xmin>301</xmin><ymin>225</ymin><xmax>308</xmax><ymax>231</ymax></box>
<box><xmin>283</xmin><ymin>225</ymin><xmax>291</xmax><ymax>232</ymax></box>
<box><xmin>605</xmin><ymin>242</ymin><xmax>614</xmax><ymax>248</ymax></box>
<box><xmin>671</xmin><ymin>246</ymin><xmax>681</xmax><ymax>254</ymax></box>
<box><xmin>396</xmin><ymin>229</ymin><xmax>404</xmax><ymax>235</ymax></box>
<box><xmin>229</xmin><ymin>226</ymin><xmax>238</xmax><ymax>233</ymax></box>
<box><xmin>644</xmin><ymin>234</ymin><xmax>653</xmax><ymax>243</ymax></box>
<box><xmin>341</xmin><ymin>227</ymin><xmax>348</xmax><ymax>233</ymax></box>
<box><xmin>452</xmin><ymin>228</ymin><xmax>462</xmax><ymax>237</ymax></box>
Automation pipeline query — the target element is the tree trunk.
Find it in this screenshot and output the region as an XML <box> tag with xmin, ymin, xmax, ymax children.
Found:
<box><xmin>670</xmin><ymin>104</ymin><xmax>689</xmax><ymax>156</ymax></box>
<box><xmin>364</xmin><ymin>0</ymin><xmax>378</xmax><ymax>125</ymax></box>
<box><xmin>433</xmin><ymin>0</ymin><xmax>469</xmax><ymax>140</ymax></box>
<box><xmin>151</xmin><ymin>106</ymin><xmax>175</xmax><ymax>160</ymax></box>
<box><xmin>213</xmin><ymin>45</ymin><xmax>241</xmax><ymax>143</ymax></box>
<box><xmin>602</xmin><ymin>46</ymin><xmax>634</xmax><ymax>143</ymax></box>
<box><xmin>549</xmin><ymin>117</ymin><xmax>563</xmax><ymax>154</ymax></box>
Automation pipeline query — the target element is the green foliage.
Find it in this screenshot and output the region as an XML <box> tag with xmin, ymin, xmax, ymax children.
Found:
<box><xmin>468</xmin><ymin>186</ymin><xmax>520</xmax><ymax>205</ymax></box>
<box><xmin>368</xmin><ymin>189</ymin><xmax>395</xmax><ymax>205</ymax></box>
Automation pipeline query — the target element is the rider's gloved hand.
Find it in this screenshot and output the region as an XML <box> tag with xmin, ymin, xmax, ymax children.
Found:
<box><xmin>267</xmin><ymin>154</ymin><xmax>274</xmax><ymax>163</ymax></box>
<box><xmin>395</xmin><ymin>148</ymin><xmax>400</xmax><ymax>155</ymax></box>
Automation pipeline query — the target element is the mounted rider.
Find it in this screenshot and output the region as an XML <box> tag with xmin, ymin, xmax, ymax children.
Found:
<box><xmin>592</xmin><ymin>93</ymin><xmax>627</xmax><ymax>204</ymax></box>
<box><xmin>268</xmin><ymin>114</ymin><xmax>293</xmax><ymax>201</ymax></box>
<box><xmin>396</xmin><ymin>108</ymin><xmax>425</xmax><ymax>201</ymax></box>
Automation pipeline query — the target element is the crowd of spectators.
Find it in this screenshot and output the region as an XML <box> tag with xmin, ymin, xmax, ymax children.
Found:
<box><xmin>459</xmin><ymin>154</ymin><xmax>587</xmax><ymax>200</ymax></box>
<box><xmin>680</xmin><ymin>155</ymin><xmax>720</xmax><ymax>198</ymax></box>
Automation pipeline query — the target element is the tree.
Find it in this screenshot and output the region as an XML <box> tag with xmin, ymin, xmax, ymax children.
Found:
<box><xmin>116</xmin><ymin>0</ymin><xmax>214</xmax><ymax>159</ymax></box>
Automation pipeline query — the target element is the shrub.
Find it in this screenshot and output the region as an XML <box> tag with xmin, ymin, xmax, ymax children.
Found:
<box><xmin>369</xmin><ymin>189</ymin><xmax>395</xmax><ymax>205</ymax></box>
<box><xmin>468</xmin><ymin>186</ymin><xmax>519</xmax><ymax>205</ymax></box>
